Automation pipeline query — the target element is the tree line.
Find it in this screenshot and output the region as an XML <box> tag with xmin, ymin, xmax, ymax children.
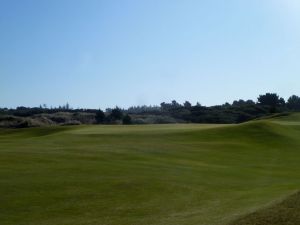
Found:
<box><xmin>1</xmin><ymin>93</ymin><xmax>300</xmax><ymax>125</ymax></box>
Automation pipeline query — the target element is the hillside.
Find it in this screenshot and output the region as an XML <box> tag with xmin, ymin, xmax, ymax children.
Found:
<box><xmin>229</xmin><ymin>191</ymin><xmax>300</xmax><ymax>225</ymax></box>
<box><xmin>1</xmin><ymin>113</ymin><xmax>300</xmax><ymax>225</ymax></box>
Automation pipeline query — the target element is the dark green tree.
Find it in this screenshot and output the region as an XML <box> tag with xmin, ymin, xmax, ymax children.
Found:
<box><xmin>95</xmin><ymin>109</ymin><xmax>105</xmax><ymax>124</ymax></box>
<box><xmin>171</xmin><ymin>100</ymin><xmax>180</xmax><ymax>107</ymax></box>
<box><xmin>122</xmin><ymin>114</ymin><xmax>132</xmax><ymax>125</ymax></box>
<box><xmin>257</xmin><ymin>93</ymin><xmax>285</xmax><ymax>112</ymax></box>
<box><xmin>110</xmin><ymin>107</ymin><xmax>123</xmax><ymax>120</ymax></box>
<box><xmin>257</xmin><ymin>93</ymin><xmax>282</xmax><ymax>107</ymax></box>
<box><xmin>258</xmin><ymin>93</ymin><xmax>286</xmax><ymax>113</ymax></box>
<box><xmin>287</xmin><ymin>95</ymin><xmax>300</xmax><ymax>111</ymax></box>
<box><xmin>279</xmin><ymin>97</ymin><xmax>286</xmax><ymax>106</ymax></box>
<box><xmin>183</xmin><ymin>101</ymin><xmax>192</xmax><ymax>108</ymax></box>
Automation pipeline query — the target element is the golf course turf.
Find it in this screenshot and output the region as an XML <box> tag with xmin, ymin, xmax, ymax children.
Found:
<box><xmin>229</xmin><ymin>191</ymin><xmax>300</xmax><ymax>225</ymax></box>
<box><xmin>1</xmin><ymin>113</ymin><xmax>300</xmax><ymax>225</ymax></box>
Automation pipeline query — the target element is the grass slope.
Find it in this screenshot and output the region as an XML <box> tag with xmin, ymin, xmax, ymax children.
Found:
<box><xmin>229</xmin><ymin>191</ymin><xmax>300</xmax><ymax>225</ymax></box>
<box><xmin>1</xmin><ymin>114</ymin><xmax>300</xmax><ymax>225</ymax></box>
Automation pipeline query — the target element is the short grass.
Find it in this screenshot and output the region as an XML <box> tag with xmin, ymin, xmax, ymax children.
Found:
<box><xmin>1</xmin><ymin>114</ymin><xmax>300</xmax><ymax>225</ymax></box>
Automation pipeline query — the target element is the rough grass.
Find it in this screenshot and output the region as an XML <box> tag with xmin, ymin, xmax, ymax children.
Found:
<box><xmin>1</xmin><ymin>114</ymin><xmax>300</xmax><ymax>225</ymax></box>
<box><xmin>229</xmin><ymin>191</ymin><xmax>300</xmax><ymax>225</ymax></box>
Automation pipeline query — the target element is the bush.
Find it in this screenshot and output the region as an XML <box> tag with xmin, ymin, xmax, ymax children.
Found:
<box><xmin>122</xmin><ymin>115</ymin><xmax>132</xmax><ymax>125</ymax></box>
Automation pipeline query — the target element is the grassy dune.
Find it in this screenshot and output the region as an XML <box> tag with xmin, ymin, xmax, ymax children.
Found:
<box><xmin>1</xmin><ymin>114</ymin><xmax>300</xmax><ymax>225</ymax></box>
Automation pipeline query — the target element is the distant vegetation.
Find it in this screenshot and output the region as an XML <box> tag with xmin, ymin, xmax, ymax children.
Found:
<box><xmin>1</xmin><ymin>93</ymin><xmax>300</xmax><ymax>128</ymax></box>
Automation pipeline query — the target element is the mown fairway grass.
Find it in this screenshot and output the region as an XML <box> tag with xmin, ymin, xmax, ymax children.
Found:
<box><xmin>1</xmin><ymin>114</ymin><xmax>300</xmax><ymax>225</ymax></box>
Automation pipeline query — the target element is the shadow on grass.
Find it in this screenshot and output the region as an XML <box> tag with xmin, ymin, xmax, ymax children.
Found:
<box><xmin>229</xmin><ymin>191</ymin><xmax>300</xmax><ymax>225</ymax></box>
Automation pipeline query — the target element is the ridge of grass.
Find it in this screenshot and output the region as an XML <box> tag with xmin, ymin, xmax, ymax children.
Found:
<box><xmin>229</xmin><ymin>191</ymin><xmax>300</xmax><ymax>225</ymax></box>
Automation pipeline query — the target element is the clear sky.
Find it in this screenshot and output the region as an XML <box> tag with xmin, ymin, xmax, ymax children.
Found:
<box><xmin>1</xmin><ymin>0</ymin><xmax>300</xmax><ymax>109</ymax></box>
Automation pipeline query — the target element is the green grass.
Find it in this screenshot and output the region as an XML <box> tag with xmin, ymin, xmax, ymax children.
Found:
<box><xmin>1</xmin><ymin>114</ymin><xmax>300</xmax><ymax>225</ymax></box>
<box><xmin>229</xmin><ymin>191</ymin><xmax>300</xmax><ymax>225</ymax></box>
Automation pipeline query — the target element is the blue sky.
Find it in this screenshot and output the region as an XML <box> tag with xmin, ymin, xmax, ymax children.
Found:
<box><xmin>1</xmin><ymin>0</ymin><xmax>300</xmax><ymax>109</ymax></box>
